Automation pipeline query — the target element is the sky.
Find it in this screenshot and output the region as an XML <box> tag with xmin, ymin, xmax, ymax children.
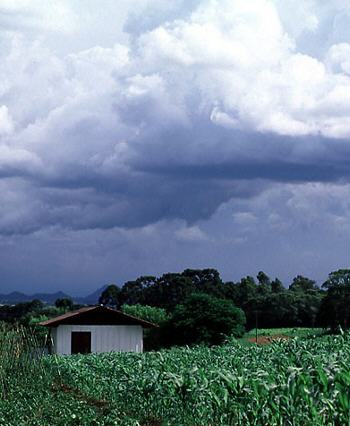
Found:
<box><xmin>1</xmin><ymin>0</ymin><xmax>350</xmax><ymax>295</ymax></box>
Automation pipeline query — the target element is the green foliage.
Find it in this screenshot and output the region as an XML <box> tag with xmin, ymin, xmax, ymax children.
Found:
<box><xmin>98</xmin><ymin>268</ymin><xmax>327</xmax><ymax>332</ymax></box>
<box><xmin>236</xmin><ymin>276</ymin><xmax>323</xmax><ymax>329</ymax></box>
<box><xmin>49</xmin><ymin>333</ymin><xmax>350</xmax><ymax>426</ymax></box>
<box><xmin>120</xmin><ymin>276</ymin><xmax>157</xmax><ymax>305</ymax></box>
<box><xmin>2</xmin><ymin>325</ymin><xmax>350</xmax><ymax>425</ymax></box>
<box><xmin>271</xmin><ymin>278</ymin><xmax>284</xmax><ymax>293</ymax></box>
<box><xmin>121</xmin><ymin>304</ymin><xmax>169</xmax><ymax>325</ymax></box>
<box><xmin>0</xmin><ymin>323</ymin><xmax>54</xmax><ymax>424</ymax></box>
<box><xmin>244</xmin><ymin>327</ymin><xmax>324</xmax><ymax>338</ymax></box>
<box><xmin>162</xmin><ymin>293</ymin><xmax>246</xmax><ymax>346</ymax></box>
<box><xmin>121</xmin><ymin>304</ymin><xmax>170</xmax><ymax>351</ymax></box>
<box><xmin>98</xmin><ymin>284</ymin><xmax>121</xmax><ymax>307</ymax></box>
<box><xmin>55</xmin><ymin>298</ymin><xmax>74</xmax><ymax>310</ymax></box>
<box><xmin>117</xmin><ymin>268</ymin><xmax>226</xmax><ymax>311</ymax></box>
<box><xmin>0</xmin><ymin>299</ymin><xmax>45</xmax><ymax>324</ymax></box>
<box><xmin>289</xmin><ymin>275</ymin><xmax>319</xmax><ymax>293</ymax></box>
<box><xmin>318</xmin><ymin>269</ymin><xmax>350</xmax><ymax>331</ymax></box>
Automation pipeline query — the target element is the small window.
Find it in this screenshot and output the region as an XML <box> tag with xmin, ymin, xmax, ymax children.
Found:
<box><xmin>71</xmin><ymin>331</ymin><xmax>91</xmax><ymax>354</ymax></box>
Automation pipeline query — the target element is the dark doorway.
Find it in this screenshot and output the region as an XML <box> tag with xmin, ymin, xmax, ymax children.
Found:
<box><xmin>71</xmin><ymin>331</ymin><xmax>91</xmax><ymax>354</ymax></box>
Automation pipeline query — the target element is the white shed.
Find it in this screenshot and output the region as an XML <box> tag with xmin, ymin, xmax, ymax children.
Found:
<box><xmin>40</xmin><ymin>305</ymin><xmax>156</xmax><ymax>355</ymax></box>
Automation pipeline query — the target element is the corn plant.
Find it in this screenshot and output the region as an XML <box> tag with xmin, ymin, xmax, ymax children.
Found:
<box><xmin>51</xmin><ymin>332</ymin><xmax>350</xmax><ymax>425</ymax></box>
<box><xmin>2</xmin><ymin>326</ymin><xmax>350</xmax><ymax>425</ymax></box>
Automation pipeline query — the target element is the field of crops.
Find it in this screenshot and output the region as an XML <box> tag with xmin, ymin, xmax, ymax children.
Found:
<box><xmin>244</xmin><ymin>327</ymin><xmax>323</xmax><ymax>338</ymax></box>
<box><xmin>1</xmin><ymin>326</ymin><xmax>350</xmax><ymax>425</ymax></box>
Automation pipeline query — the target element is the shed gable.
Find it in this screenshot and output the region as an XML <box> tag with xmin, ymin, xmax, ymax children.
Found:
<box><xmin>40</xmin><ymin>305</ymin><xmax>156</xmax><ymax>328</ymax></box>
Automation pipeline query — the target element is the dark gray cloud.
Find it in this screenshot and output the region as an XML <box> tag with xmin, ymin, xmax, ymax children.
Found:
<box><xmin>2</xmin><ymin>0</ymin><xmax>350</xmax><ymax>293</ymax></box>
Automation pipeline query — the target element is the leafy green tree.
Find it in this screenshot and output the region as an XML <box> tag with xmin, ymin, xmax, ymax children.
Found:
<box><xmin>182</xmin><ymin>268</ymin><xmax>225</xmax><ymax>298</ymax></box>
<box><xmin>245</xmin><ymin>292</ymin><xmax>298</xmax><ymax>328</ymax></box>
<box><xmin>121</xmin><ymin>304</ymin><xmax>169</xmax><ymax>325</ymax></box>
<box><xmin>118</xmin><ymin>269</ymin><xmax>225</xmax><ymax>312</ymax></box>
<box><xmin>271</xmin><ymin>278</ymin><xmax>284</xmax><ymax>293</ymax></box>
<box><xmin>318</xmin><ymin>269</ymin><xmax>350</xmax><ymax>331</ymax></box>
<box><xmin>162</xmin><ymin>293</ymin><xmax>246</xmax><ymax>347</ymax></box>
<box><xmin>236</xmin><ymin>276</ymin><xmax>257</xmax><ymax>305</ymax></box>
<box><xmin>222</xmin><ymin>281</ymin><xmax>239</xmax><ymax>301</ymax></box>
<box><xmin>257</xmin><ymin>271</ymin><xmax>271</xmax><ymax>286</ymax></box>
<box><xmin>120</xmin><ymin>276</ymin><xmax>157</xmax><ymax>305</ymax></box>
<box><xmin>144</xmin><ymin>273</ymin><xmax>195</xmax><ymax>311</ymax></box>
<box><xmin>121</xmin><ymin>304</ymin><xmax>170</xmax><ymax>350</ymax></box>
<box><xmin>257</xmin><ymin>271</ymin><xmax>272</xmax><ymax>295</ymax></box>
<box><xmin>55</xmin><ymin>298</ymin><xmax>74</xmax><ymax>310</ymax></box>
<box><xmin>294</xmin><ymin>292</ymin><xmax>323</xmax><ymax>327</ymax></box>
<box><xmin>289</xmin><ymin>275</ymin><xmax>318</xmax><ymax>293</ymax></box>
<box><xmin>99</xmin><ymin>284</ymin><xmax>121</xmax><ymax>308</ymax></box>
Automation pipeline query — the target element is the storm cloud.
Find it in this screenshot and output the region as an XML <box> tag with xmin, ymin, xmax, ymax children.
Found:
<box><xmin>1</xmin><ymin>0</ymin><xmax>350</xmax><ymax>293</ymax></box>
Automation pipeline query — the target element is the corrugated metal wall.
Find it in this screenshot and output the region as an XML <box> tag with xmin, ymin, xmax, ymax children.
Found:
<box><xmin>51</xmin><ymin>325</ymin><xmax>143</xmax><ymax>355</ymax></box>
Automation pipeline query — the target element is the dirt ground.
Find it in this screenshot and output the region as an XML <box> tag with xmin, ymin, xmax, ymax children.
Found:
<box><xmin>246</xmin><ymin>334</ymin><xmax>291</xmax><ymax>345</ymax></box>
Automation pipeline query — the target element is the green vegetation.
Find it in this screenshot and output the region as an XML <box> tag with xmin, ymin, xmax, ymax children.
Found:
<box><xmin>160</xmin><ymin>293</ymin><xmax>246</xmax><ymax>346</ymax></box>
<box><xmin>3</xmin><ymin>268</ymin><xmax>350</xmax><ymax>345</ymax></box>
<box><xmin>54</xmin><ymin>298</ymin><xmax>74</xmax><ymax>310</ymax></box>
<box><xmin>244</xmin><ymin>327</ymin><xmax>324</xmax><ymax>338</ymax></box>
<box><xmin>0</xmin><ymin>299</ymin><xmax>76</xmax><ymax>327</ymax></box>
<box><xmin>2</xmin><ymin>268</ymin><xmax>350</xmax><ymax>424</ymax></box>
<box><xmin>121</xmin><ymin>304</ymin><xmax>170</xmax><ymax>325</ymax></box>
<box><xmin>2</xmin><ymin>325</ymin><xmax>350</xmax><ymax>425</ymax></box>
<box><xmin>318</xmin><ymin>269</ymin><xmax>350</xmax><ymax>331</ymax></box>
<box><xmin>99</xmin><ymin>268</ymin><xmax>325</xmax><ymax>333</ymax></box>
<box><xmin>0</xmin><ymin>323</ymin><xmax>128</xmax><ymax>426</ymax></box>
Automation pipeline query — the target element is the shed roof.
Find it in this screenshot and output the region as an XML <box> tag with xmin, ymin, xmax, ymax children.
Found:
<box><xmin>39</xmin><ymin>305</ymin><xmax>157</xmax><ymax>328</ymax></box>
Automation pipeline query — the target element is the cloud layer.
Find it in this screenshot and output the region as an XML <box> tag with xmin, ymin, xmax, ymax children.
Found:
<box><xmin>1</xmin><ymin>0</ymin><xmax>350</xmax><ymax>292</ymax></box>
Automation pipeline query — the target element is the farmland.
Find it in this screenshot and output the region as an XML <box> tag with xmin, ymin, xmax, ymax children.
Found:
<box><xmin>1</xmin><ymin>326</ymin><xmax>350</xmax><ymax>425</ymax></box>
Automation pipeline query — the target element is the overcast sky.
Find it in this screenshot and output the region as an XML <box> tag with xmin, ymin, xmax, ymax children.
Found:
<box><xmin>1</xmin><ymin>0</ymin><xmax>350</xmax><ymax>295</ymax></box>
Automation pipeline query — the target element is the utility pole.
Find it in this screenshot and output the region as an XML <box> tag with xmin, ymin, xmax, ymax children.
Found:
<box><xmin>255</xmin><ymin>310</ymin><xmax>258</xmax><ymax>344</ymax></box>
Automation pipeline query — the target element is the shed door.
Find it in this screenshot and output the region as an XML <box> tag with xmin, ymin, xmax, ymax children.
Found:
<box><xmin>71</xmin><ymin>331</ymin><xmax>91</xmax><ymax>354</ymax></box>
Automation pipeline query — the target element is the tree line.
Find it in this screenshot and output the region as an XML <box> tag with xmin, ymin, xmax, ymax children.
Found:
<box><xmin>1</xmin><ymin>267</ymin><xmax>349</xmax><ymax>349</ymax></box>
<box><xmin>99</xmin><ymin>268</ymin><xmax>350</xmax><ymax>332</ymax></box>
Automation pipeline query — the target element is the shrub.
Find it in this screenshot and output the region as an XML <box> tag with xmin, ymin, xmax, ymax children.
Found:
<box><xmin>161</xmin><ymin>293</ymin><xmax>246</xmax><ymax>347</ymax></box>
<box><xmin>121</xmin><ymin>304</ymin><xmax>169</xmax><ymax>325</ymax></box>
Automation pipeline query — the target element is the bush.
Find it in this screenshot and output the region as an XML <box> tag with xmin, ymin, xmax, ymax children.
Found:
<box><xmin>161</xmin><ymin>293</ymin><xmax>246</xmax><ymax>347</ymax></box>
<box><xmin>121</xmin><ymin>304</ymin><xmax>170</xmax><ymax>351</ymax></box>
<box><xmin>121</xmin><ymin>304</ymin><xmax>170</xmax><ymax>325</ymax></box>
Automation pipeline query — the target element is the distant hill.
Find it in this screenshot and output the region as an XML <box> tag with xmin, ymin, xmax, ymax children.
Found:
<box><xmin>74</xmin><ymin>285</ymin><xmax>108</xmax><ymax>305</ymax></box>
<box><xmin>0</xmin><ymin>285</ymin><xmax>108</xmax><ymax>305</ymax></box>
<box><xmin>0</xmin><ymin>291</ymin><xmax>70</xmax><ymax>305</ymax></box>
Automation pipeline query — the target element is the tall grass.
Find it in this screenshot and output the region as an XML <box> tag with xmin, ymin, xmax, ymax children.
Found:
<box><xmin>0</xmin><ymin>323</ymin><xmax>49</xmax><ymax>398</ymax></box>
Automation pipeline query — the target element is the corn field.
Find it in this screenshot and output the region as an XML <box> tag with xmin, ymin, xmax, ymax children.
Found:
<box><xmin>0</xmin><ymin>323</ymin><xmax>49</xmax><ymax>397</ymax></box>
<box><xmin>1</xmin><ymin>325</ymin><xmax>350</xmax><ymax>425</ymax></box>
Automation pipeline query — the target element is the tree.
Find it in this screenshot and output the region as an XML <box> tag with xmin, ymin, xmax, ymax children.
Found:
<box><xmin>28</xmin><ymin>299</ymin><xmax>45</xmax><ymax>312</ymax></box>
<box><xmin>55</xmin><ymin>298</ymin><xmax>74</xmax><ymax>310</ymax></box>
<box><xmin>257</xmin><ymin>271</ymin><xmax>271</xmax><ymax>286</ymax></box>
<box><xmin>245</xmin><ymin>292</ymin><xmax>298</xmax><ymax>328</ymax></box>
<box><xmin>271</xmin><ymin>278</ymin><xmax>284</xmax><ymax>293</ymax></box>
<box><xmin>289</xmin><ymin>275</ymin><xmax>318</xmax><ymax>293</ymax></box>
<box><xmin>233</xmin><ymin>276</ymin><xmax>257</xmax><ymax>307</ymax></box>
<box><xmin>117</xmin><ymin>269</ymin><xmax>226</xmax><ymax>312</ymax></box>
<box><xmin>144</xmin><ymin>273</ymin><xmax>195</xmax><ymax>311</ymax></box>
<box><xmin>162</xmin><ymin>293</ymin><xmax>246</xmax><ymax>347</ymax></box>
<box><xmin>182</xmin><ymin>268</ymin><xmax>225</xmax><ymax>298</ymax></box>
<box><xmin>119</xmin><ymin>276</ymin><xmax>157</xmax><ymax>306</ymax></box>
<box><xmin>121</xmin><ymin>303</ymin><xmax>170</xmax><ymax>350</ymax></box>
<box><xmin>99</xmin><ymin>284</ymin><xmax>121</xmax><ymax>308</ymax></box>
<box><xmin>257</xmin><ymin>271</ymin><xmax>272</xmax><ymax>295</ymax></box>
<box><xmin>318</xmin><ymin>269</ymin><xmax>350</xmax><ymax>331</ymax></box>
<box><xmin>121</xmin><ymin>304</ymin><xmax>169</xmax><ymax>325</ymax></box>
